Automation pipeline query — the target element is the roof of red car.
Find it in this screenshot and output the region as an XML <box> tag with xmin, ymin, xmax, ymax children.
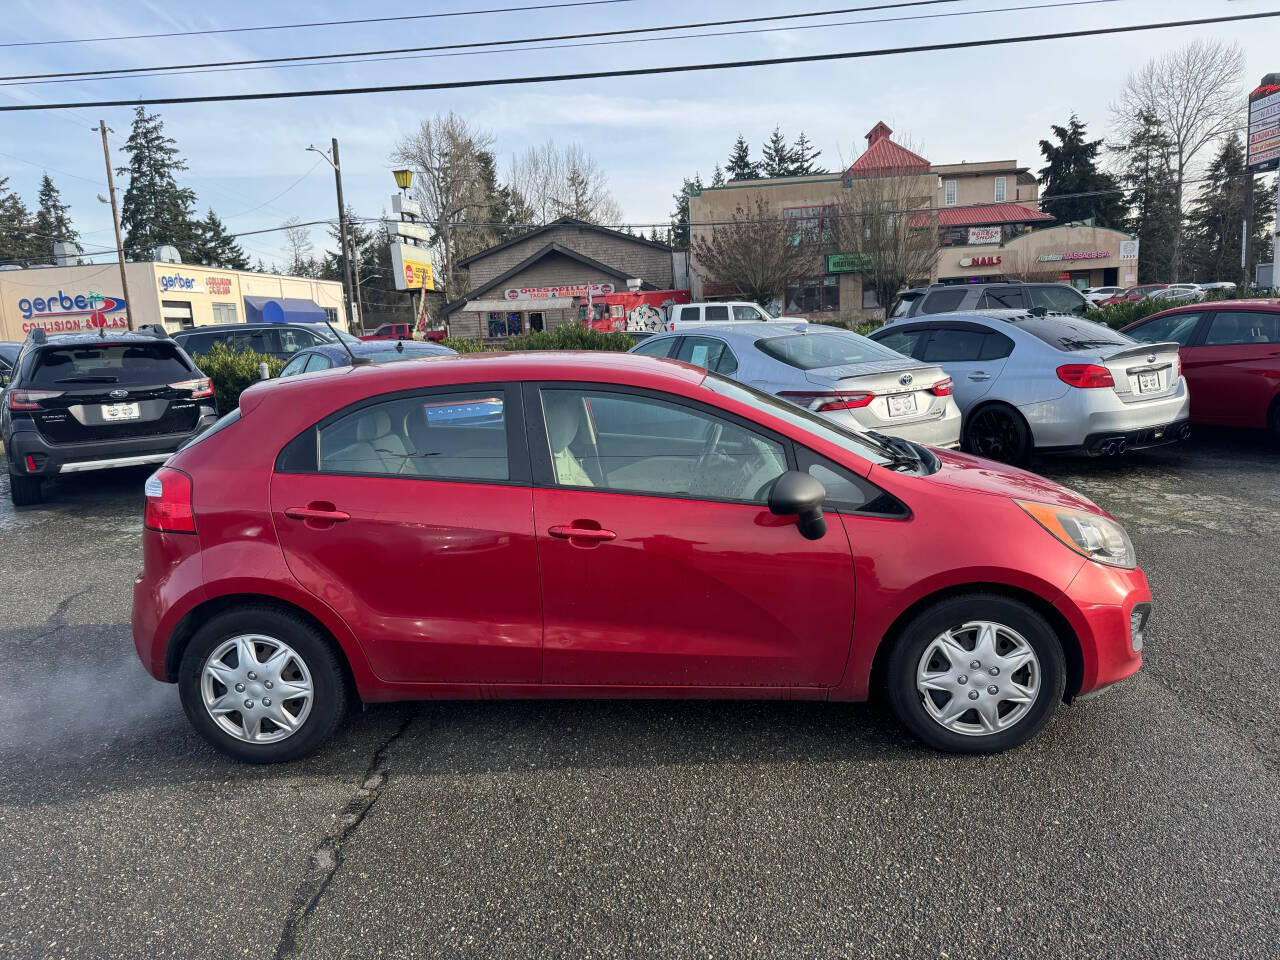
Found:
<box><xmin>1146</xmin><ymin>298</ymin><xmax>1280</xmax><ymax>315</ymax></box>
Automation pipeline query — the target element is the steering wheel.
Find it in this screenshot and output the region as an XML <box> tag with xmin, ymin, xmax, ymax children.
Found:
<box><xmin>693</xmin><ymin>422</ymin><xmax>724</xmax><ymax>477</ymax></box>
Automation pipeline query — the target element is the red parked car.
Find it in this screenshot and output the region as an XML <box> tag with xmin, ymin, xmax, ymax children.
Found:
<box><xmin>359</xmin><ymin>322</ymin><xmax>414</xmax><ymax>342</ymax></box>
<box><xmin>1098</xmin><ymin>283</ymin><xmax>1168</xmax><ymax>308</ymax></box>
<box><xmin>1122</xmin><ymin>300</ymin><xmax>1280</xmax><ymax>439</ymax></box>
<box><xmin>133</xmin><ymin>352</ymin><xmax>1150</xmax><ymax>762</ymax></box>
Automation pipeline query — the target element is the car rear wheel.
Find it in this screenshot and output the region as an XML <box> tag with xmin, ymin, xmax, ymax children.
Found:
<box><xmin>8</xmin><ymin>471</ymin><xmax>42</xmax><ymax>506</ymax></box>
<box><xmin>178</xmin><ymin>606</ymin><xmax>349</xmax><ymax>764</ymax></box>
<box><xmin>1268</xmin><ymin>398</ymin><xmax>1280</xmax><ymax>446</ymax></box>
<box><xmin>885</xmin><ymin>594</ymin><xmax>1066</xmax><ymax>753</ymax></box>
<box><xmin>963</xmin><ymin>404</ymin><xmax>1030</xmax><ymax>465</ymax></box>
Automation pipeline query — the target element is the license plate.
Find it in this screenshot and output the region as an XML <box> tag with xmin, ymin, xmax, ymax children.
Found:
<box><xmin>1137</xmin><ymin>372</ymin><xmax>1160</xmax><ymax>393</ymax></box>
<box><xmin>887</xmin><ymin>393</ymin><xmax>918</xmax><ymax>418</ymax></box>
<box><xmin>102</xmin><ymin>402</ymin><xmax>140</xmax><ymax>421</ymax></box>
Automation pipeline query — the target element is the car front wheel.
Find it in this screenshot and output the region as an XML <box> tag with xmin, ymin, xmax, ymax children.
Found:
<box><xmin>886</xmin><ymin>594</ymin><xmax>1066</xmax><ymax>753</ymax></box>
<box><xmin>178</xmin><ymin>606</ymin><xmax>349</xmax><ymax>763</ymax></box>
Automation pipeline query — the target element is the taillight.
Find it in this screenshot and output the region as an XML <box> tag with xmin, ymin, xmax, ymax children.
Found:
<box><xmin>780</xmin><ymin>390</ymin><xmax>875</xmax><ymax>412</ymax></box>
<box><xmin>1057</xmin><ymin>363</ymin><xmax>1115</xmax><ymax>388</ymax></box>
<box><xmin>7</xmin><ymin>388</ymin><xmax>63</xmax><ymax>410</ymax></box>
<box><xmin>931</xmin><ymin>377</ymin><xmax>953</xmax><ymax>396</ymax></box>
<box><xmin>171</xmin><ymin>378</ymin><xmax>214</xmax><ymax>399</ymax></box>
<box><xmin>1174</xmin><ymin>353</ymin><xmax>1182</xmax><ymax>380</ymax></box>
<box><xmin>144</xmin><ymin>467</ymin><xmax>196</xmax><ymax>534</ymax></box>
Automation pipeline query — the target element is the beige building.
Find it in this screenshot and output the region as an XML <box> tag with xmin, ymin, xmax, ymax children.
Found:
<box><xmin>688</xmin><ymin>122</ymin><xmax>1139</xmax><ymax>324</ymax></box>
<box><xmin>0</xmin><ymin>260</ymin><xmax>348</xmax><ymax>342</ymax></box>
<box><xmin>443</xmin><ymin>217</ymin><xmax>675</xmax><ymax>340</ymax></box>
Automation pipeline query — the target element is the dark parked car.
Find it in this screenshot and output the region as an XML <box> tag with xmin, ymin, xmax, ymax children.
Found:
<box><xmin>890</xmin><ymin>282</ymin><xmax>1088</xmax><ymax>320</ymax></box>
<box><xmin>0</xmin><ymin>341</ymin><xmax>21</xmax><ymax>379</ymax></box>
<box><xmin>172</xmin><ymin>322</ymin><xmax>360</xmax><ymax>361</ymax></box>
<box><xmin>1122</xmin><ymin>299</ymin><xmax>1280</xmax><ymax>439</ymax></box>
<box><xmin>2</xmin><ymin>329</ymin><xmax>217</xmax><ymax>505</ymax></box>
<box><xmin>277</xmin><ymin>339</ymin><xmax>456</xmax><ymax>377</ymax></box>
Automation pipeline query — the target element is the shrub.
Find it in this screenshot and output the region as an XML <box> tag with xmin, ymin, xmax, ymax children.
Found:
<box><xmin>506</xmin><ymin>325</ymin><xmax>635</xmax><ymax>352</ymax></box>
<box><xmin>1084</xmin><ymin>297</ymin><xmax>1170</xmax><ymax>330</ymax></box>
<box><xmin>441</xmin><ymin>336</ymin><xmax>487</xmax><ymax>353</ymax></box>
<box><xmin>191</xmin><ymin>341</ymin><xmax>284</xmax><ymax>412</ymax></box>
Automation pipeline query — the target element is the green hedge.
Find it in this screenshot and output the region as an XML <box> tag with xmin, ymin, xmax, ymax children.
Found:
<box><xmin>191</xmin><ymin>342</ymin><xmax>284</xmax><ymax>412</ymax></box>
<box><xmin>443</xmin><ymin>325</ymin><xmax>635</xmax><ymax>354</ymax></box>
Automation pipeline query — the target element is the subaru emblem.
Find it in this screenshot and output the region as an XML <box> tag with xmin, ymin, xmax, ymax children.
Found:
<box><xmin>899</xmin><ymin>373</ymin><xmax>913</xmax><ymax>385</ymax></box>
<box><xmin>109</xmin><ymin>389</ymin><xmax>128</xmax><ymax>400</ymax></box>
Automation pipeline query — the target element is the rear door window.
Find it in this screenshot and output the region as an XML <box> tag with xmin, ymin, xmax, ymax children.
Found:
<box><xmin>920</xmin><ymin>288</ymin><xmax>967</xmax><ymax>314</ymax></box>
<box><xmin>1030</xmin><ymin>285</ymin><xmax>1087</xmax><ymax>315</ymax></box>
<box><xmin>1128</xmin><ymin>312</ymin><xmax>1202</xmax><ymax>346</ymax></box>
<box><xmin>703</xmin><ymin>305</ymin><xmax>729</xmax><ymax>322</ymax></box>
<box><xmin>922</xmin><ymin>328</ymin><xmax>986</xmax><ymax>362</ymax></box>
<box><xmin>28</xmin><ymin>342</ymin><xmax>194</xmax><ymax>387</ymax></box>
<box><xmin>304</xmin><ymin>354</ymin><xmax>334</xmax><ymax>372</ymax></box>
<box><xmin>177</xmin><ymin>332</ymin><xmax>217</xmax><ymax>356</ymax></box>
<box><xmin>1203</xmin><ymin>311</ymin><xmax>1280</xmax><ymax>345</ymax></box>
<box><xmin>278</xmin><ymin>327</ymin><xmax>319</xmax><ymax>354</ymax></box>
<box><xmin>978</xmin><ymin>287</ymin><xmax>1028</xmax><ymax>309</ymax></box>
<box><xmin>980</xmin><ymin>332</ymin><xmax>1015</xmax><ymax>360</ymax></box>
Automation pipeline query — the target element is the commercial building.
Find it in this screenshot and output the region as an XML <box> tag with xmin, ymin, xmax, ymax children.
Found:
<box><xmin>443</xmin><ymin>217</ymin><xmax>679</xmax><ymax>341</ymax></box>
<box><xmin>688</xmin><ymin>122</ymin><xmax>1140</xmax><ymax>324</ymax></box>
<box><xmin>0</xmin><ymin>260</ymin><xmax>348</xmax><ymax>342</ymax></box>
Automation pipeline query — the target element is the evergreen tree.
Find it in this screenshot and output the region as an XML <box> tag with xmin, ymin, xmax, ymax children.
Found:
<box><xmin>669</xmin><ymin>173</ymin><xmax>703</xmax><ymax>248</ymax></box>
<box><xmin>1184</xmin><ymin>134</ymin><xmax>1276</xmax><ymax>284</ymax></box>
<box><xmin>790</xmin><ymin>132</ymin><xmax>826</xmax><ymax>175</ymax></box>
<box><xmin>726</xmin><ymin>135</ymin><xmax>758</xmax><ymax>180</ymax></box>
<box><xmin>117</xmin><ymin>107</ymin><xmax>199</xmax><ymax>261</ymax></box>
<box><xmin>761</xmin><ymin>126</ymin><xmax>795</xmax><ymax>178</ymax></box>
<box><xmin>32</xmin><ymin>173</ymin><xmax>78</xmax><ymax>264</ymax></box>
<box><xmin>1111</xmin><ymin>111</ymin><xmax>1181</xmax><ymax>283</ymax></box>
<box><xmin>1037</xmin><ymin>114</ymin><xmax>1126</xmax><ymax>227</ymax></box>
<box><xmin>190</xmin><ymin>209</ymin><xmax>248</xmax><ymax>269</ymax></box>
<box><xmin>0</xmin><ymin>176</ymin><xmax>36</xmax><ymax>266</ymax></box>
<box><xmin>648</xmin><ymin>226</ymin><xmax>661</xmax><ymax>242</ymax></box>
<box><xmin>711</xmin><ymin>164</ymin><xmax>726</xmax><ymax>187</ymax></box>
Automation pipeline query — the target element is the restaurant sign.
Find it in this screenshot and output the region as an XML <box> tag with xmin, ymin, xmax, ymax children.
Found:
<box><xmin>1037</xmin><ymin>250</ymin><xmax>1111</xmax><ymax>262</ymax></box>
<box><xmin>825</xmin><ymin>252</ymin><xmax>874</xmax><ymax>273</ymax></box>
<box><xmin>504</xmin><ymin>283</ymin><xmax>614</xmax><ymax>300</ymax></box>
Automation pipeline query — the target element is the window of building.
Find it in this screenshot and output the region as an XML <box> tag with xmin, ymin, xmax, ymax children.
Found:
<box><xmin>323</xmin><ymin>307</ymin><xmax>339</xmax><ymax>326</ymax></box>
<box><xmin>784</xmin><ymin>276</ymin><xmax>839</xmax><ymax>314</ymax></box>
<box><xmin>944</xmin><ymin>180</ymin><xmax>957</xmax><ymax>206</ymax></box>
<box><xmin>528</xmin><ymin>312</ymin><xmax>545</xmax><ymax>332</ymax></box>
<box><xmin>487</xmin><ymin>311</ymin><xmax>522</xmax><ymax>337</ymax></box>
<box><xmin>862</xmin><ymin>286</ymin><xmax>880</xmax><ymax>309</ymax></box>
<box><xmin>211</xmin><ymin>302</ymin><xmax>237</xmax><ymax>325</ymax></box>
<box><xmin>161</xmin><ymin>299</ymin><xmax>194</xmax><ymax>330</ymax></box>
<box><xmin>783</xmin><ymin>204</ymin><xmax>838</xmax><ymax>248</ymax></box>
<box><xmin>994</xmin><ymin>176</ymin><xmax>1006</xmax><ymax>203</ymax></box>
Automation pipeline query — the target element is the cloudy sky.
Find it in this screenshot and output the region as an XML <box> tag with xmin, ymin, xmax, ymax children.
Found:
<box><xmin>0</xmin><ymin>0</ymin><xmax>1274</xmax><ymax>267</ymax></box>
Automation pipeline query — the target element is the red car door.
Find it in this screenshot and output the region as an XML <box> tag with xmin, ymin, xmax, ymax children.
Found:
<box><xmin>270</xmin><ymin>385</ymin><xmax>543</xmax><ymax>684</ymax></box>
<box><xmin>1181</xmin><ymin>309</ymin><xmax>1280</xmax><ymax>427</ymax></box>
<box><xmin>527</xmin><ymin>384</ymin><xmax>856</xmax><ymax>689</ymax></box>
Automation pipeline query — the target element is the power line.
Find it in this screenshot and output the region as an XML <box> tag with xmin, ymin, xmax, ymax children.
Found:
<box><xmin>223</xmin><ymin>159</ymin><xmax>325</xmax><ymax>219</ymax></box>
<box><xmin>0</xmin><ymin>0</ymin><xmax>640</xmax><ymax>48</ymax></box>
<box><xmin>2</xmin><ymin>9</ymin><xmax>1275</xmax><ymax>114</ymax></box>
<box><xmin>0</xmin><ymin>0</ymin><xmax>1124</xmax><ymax>89</ymax></box>
<box><xmin>0</xmin><ymin>0</ymin><xmax>980</xmax><ymax>83</ymax></box>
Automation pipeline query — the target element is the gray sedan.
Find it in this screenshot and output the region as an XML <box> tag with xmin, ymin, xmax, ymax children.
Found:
<box><xmin>629</xmin><ymin>322</ymin><xmax>961</xmax><ymax>447</ymax></box>
<box><xmin>868</xmin><ymin>310</ymin><xmax>1191</xmax><ymax>463</ymax></box>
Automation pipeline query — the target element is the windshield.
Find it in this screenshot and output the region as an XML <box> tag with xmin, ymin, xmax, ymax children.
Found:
<box><xmin>1015</xmin><ymin>317</ymin><xmax>1134</xmax><ymax>352</ymax></box>
<box><xmin>700</xmin><ymin>373</ymin><xmax>891</xmax><ymax>466</ymax></box>
<box><xmin>28</xmin><ymin>342</ymin><xmax>194</xmax><ymax>387</ymax></box>
<box><xmin>757</xmin><ymin>331</ymin><xmax>901</xmax><ymax>370</ymax></box>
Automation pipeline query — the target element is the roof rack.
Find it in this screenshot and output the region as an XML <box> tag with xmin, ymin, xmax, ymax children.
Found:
<box><xmin>27</xmin><ymin>328</ymin><xmax>47</xmax><ymax>344</ymax></box>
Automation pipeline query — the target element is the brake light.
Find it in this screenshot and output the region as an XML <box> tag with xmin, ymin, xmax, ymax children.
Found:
<box><xmin>779</xmin><ymin>390</ymin><xmax>875</xmax><ymax>412</ymax></box>
<box><xmin>931</xmin><ymin>377</ymin><xmax>953</xmax><ymax>396</ymax></box>
<box><xmin>144</xmin><ymin>467</ymin><xmax>196</xmax><ymax>534</ymax></box>
<box><xmin>1057</xmin><ymin>364</ymin><xmax>1115</xmax><ymax>388</ymax></box>
<box><xmin>1174</xmin><ymin>353</ymin><xmax>1182</xmax><ymax>380</ymax></box>
<box><xmin>170</xmin><ymin>378</ymin><xmax>214</xmax><ymax>399</ymax></box>
<box><xmin>7</xmin><ymin>388</ymin><xmax>63</xmax><ymax>410</ymax></box>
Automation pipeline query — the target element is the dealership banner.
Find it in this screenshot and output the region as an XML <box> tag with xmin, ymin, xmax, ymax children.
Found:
<box><xmin>391</xmin><ymin>242</ymin><xmax>434</xmax><ymax>291</ymax></box>
<box><xmin>504</xmin><ymin>283</ymin><xmax>614</xmax><ymax>300</ymax></box>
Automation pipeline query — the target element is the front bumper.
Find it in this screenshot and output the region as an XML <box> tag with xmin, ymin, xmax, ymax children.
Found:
<box><xmin>6</xmin><ymin>413</ymin><xmax>217</xmax><ymax>477</ymax></box>
<box><xmin>1055</xmin><ymin>560</ymin><xmax>1151</xmax><ymax>699</ymax></box>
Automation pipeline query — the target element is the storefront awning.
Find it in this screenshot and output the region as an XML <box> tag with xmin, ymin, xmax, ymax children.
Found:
<box><xmin>243</xmin><ymin>296</ymin><xmax>327</xmax><ymax>325</ymax></box>
<box><xmin>462</xmin><ymin>297</ymin><xmax>576</xmax><ymax>312</ymax></box>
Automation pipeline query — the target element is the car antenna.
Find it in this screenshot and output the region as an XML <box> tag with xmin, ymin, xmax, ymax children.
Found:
<box><xmin>322</xmin><ymin>317</ymin><xmax>373</xmax><ymax>366</ymax></box>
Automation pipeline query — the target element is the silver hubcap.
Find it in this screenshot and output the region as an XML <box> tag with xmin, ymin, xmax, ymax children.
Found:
<box><xmin>200</xmin><ymin>635</ymin><xmax>314</xmax><ymax>744</ymax></box>
<box><xmin>916</xmin><ymin>621</ymin><xmax>1040</xmax><ymax>737</ymax></box>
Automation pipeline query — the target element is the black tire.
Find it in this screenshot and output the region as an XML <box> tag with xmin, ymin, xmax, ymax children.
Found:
<box><xmin>1268</xmin><ymin>398</ymin><xmax>1280</xmax><ymax>446</ymax></box>
<box><xmin>963</xmin><ymin>403</ymin><xmax>1031</xmax><ymax>466</ymax></box>
<box><xmin>8</xmin><ymin>471</ymin><xmax>42</xmax><ymax>506</ymax></box>
<box><xmin>178</xmin><ymin>605</ymin><xmax>349</xmax><ymax>764</ymax></box>
<box><xmin>885</xmin><ymin>594</ymin><xmax>1067</xmax><ymax>754</ymax></box>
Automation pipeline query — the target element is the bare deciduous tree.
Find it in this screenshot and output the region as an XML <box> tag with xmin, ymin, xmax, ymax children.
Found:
<box><xmin>1113</xmin><ymin>40</ymin><xmax>1245</xmax><ymax>280</ymax></box>
<box><xmin>690</xmin><ymin>196</ymin><xmax>812</xmax><ymax>306</ymax></box>
<box><xmin>281</xmin><ymin>217</ymin><xmax>318</xmax><ymax>277</ymax></box>
<box><xmin>508</xmin><ymin>140</ymin><xmax>623</xmax><ymax>225</ymax></box>
<box><xmin>390</xmin><ymin>112</ymin><xmax>496</xmax><ymax>299</ymax></box>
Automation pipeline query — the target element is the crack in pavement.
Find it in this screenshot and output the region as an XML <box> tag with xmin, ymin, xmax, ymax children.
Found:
<box><xmin>273</xmin><ymin>712</ymin><xmax>416</xmax><ymax>960</ymax></box>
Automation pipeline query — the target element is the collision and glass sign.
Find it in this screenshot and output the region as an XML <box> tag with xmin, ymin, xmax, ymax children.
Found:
<box><xmin>14</xmin><ymin>290</ymin><xmax>129</xmax><ymax>333</ymax></box>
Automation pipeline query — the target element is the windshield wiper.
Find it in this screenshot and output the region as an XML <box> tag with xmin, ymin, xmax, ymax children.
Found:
<box><xmin>865</xmin><ymin>430</ymin><xmax>924</xmax><ymax>470</ymax></box>
<box><xmin>1059</xmin><ymin>338</ymin><xmax>1118</xmax><ymax>349</ymax></box>
<box><xmin>54</xmin><ymin>375</ymin><xmax>119</xmax><ymax>383</ymax></box>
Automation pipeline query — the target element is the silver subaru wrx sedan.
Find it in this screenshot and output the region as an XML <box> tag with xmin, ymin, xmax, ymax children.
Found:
<box><xmin>629</xmin><ymin>321</ymin><xmax>961</xmax><ymax>447</ymax></box>
<box><xmin>868</xmin><ymin>310</ymin><xmax>1191</xmax><ymax>463</ymax></box>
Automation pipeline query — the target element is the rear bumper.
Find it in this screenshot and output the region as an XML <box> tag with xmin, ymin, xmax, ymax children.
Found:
<box><xmin>6</xmin><ymin>414</ymin><xmax>217</xmax><ymax>477</ymax></box>
<box><xmin>1055</xmin><ymin>560</ymin><xmax>1150</xmax><ymax>699</ymax></box>
<box><xmin>1022</xmin><ymin>379</ymin><xmax>1192</xmax><ymax>450</ymax></box>
<box><xmin>835</xmin><ymin>403</ymin><xmax>962</xmax><ymax>448</ymax></box>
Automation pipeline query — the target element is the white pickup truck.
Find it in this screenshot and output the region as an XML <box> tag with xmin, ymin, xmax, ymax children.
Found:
<box><xmin>667</xmin><ymin>301</ymin><xmax>779</xmax><ymax>332</ymax></box>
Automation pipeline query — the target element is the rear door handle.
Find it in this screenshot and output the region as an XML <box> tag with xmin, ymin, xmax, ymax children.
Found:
<box><xmin>285</xmin><ymin>505</ymin><xmax>351</xmax><ymax>524</ymax></box>
<box><xmin>548</xmin><ymin>524</ymin><xmax>616</xmax><ymax>543</ymax></box>
<box><xmin>968</xmin><ymin>372</ymin><xmax>990</xmax><ymax>381</ymax></box>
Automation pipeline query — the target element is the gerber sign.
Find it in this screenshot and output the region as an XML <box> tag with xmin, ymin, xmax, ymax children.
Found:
<box><xmin>15</xmin><ymin>290</ymin><xmax>129</xmax><ymax>333</ymax></box>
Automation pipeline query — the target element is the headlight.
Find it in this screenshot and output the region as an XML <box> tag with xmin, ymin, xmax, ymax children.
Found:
<box><xmin>1016</xmin><ymin>500</ymin><xmax>1136</xmax><ymax>569</ymax></box>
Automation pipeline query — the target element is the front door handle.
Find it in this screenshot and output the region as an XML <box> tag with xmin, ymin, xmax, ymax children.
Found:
<box><xmin>967</xmin><ymin>372</ymin><xmax>990</xmax><ymax>381</ymax></box>
<box><xmin>285</xmin><ymin>503</ymin><xmax>351</xmax><ymax>525</ymax></box>
<box><xmin>548</xmin><ymin>523</ymin><xmax>616</xmax><ymax>543</ymax></box>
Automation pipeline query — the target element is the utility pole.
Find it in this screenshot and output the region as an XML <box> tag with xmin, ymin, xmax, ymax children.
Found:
<box><xmin>95</xmin><ymin>120</ymin><xmax>134</xmax><ymax>330</ymax></box>
<box><xmin>309</xmin><ymin>138</ymin><xmax>360</xmax><ymax>333</ymax></box>
<box><xmin>1242</xmin><ymin>172</ymin><xmax>1253</xmax><ymax>287</ymax></box>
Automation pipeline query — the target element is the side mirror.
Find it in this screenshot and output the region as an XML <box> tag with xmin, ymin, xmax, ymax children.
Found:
<box><xmin>768</xmin><ymin>470</ymin><xmax>827</xmax><ymax>541</ymax></box>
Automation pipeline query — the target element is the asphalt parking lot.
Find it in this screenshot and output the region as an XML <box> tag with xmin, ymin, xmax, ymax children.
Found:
<box><xmin>0</xmin><ymin>433</ymin><xmax>1277</xmax><ymax>960</ymax></box>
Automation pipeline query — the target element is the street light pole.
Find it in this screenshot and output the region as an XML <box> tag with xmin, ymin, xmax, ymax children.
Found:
<box><xmin>95</xmin><ymin>120</ymin><xmax>134</xmax><ymax>330</ymax></box>
<box><xmin>307</xmin><ymin>138</ymin><xmax>360</xmax><ymax>334</ymax></box>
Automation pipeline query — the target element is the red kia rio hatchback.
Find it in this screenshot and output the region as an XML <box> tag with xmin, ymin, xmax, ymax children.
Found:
<box><xmin>132</xmin><ymin>352</ymin><xmax>1150</xmax><ymax>762</ymax></box>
